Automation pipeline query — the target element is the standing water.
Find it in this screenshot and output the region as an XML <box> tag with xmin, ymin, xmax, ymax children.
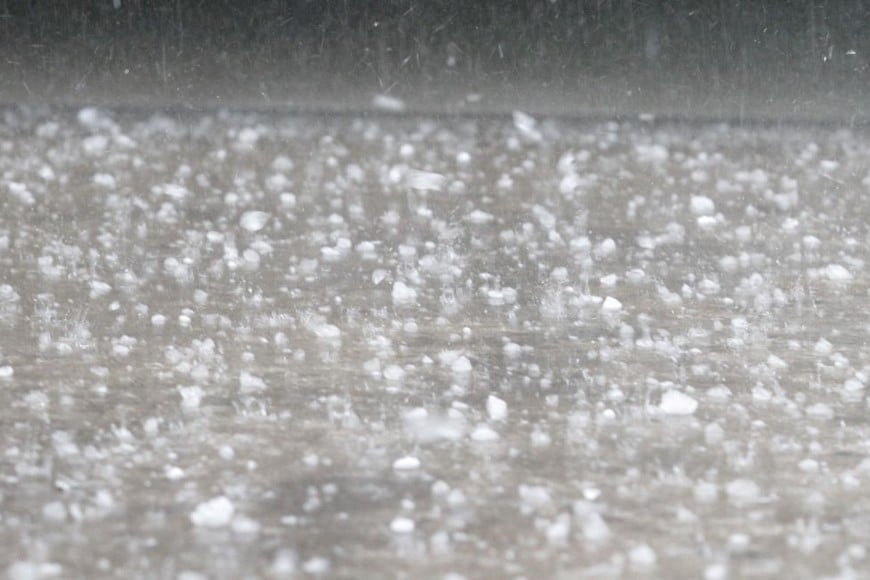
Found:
<box><xmin>1</xmin><ymin>105</ymin><xmax>870</xmax><ymax>578</ymax></box>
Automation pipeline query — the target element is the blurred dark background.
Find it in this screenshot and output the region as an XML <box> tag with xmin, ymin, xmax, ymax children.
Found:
<box><xmin>1</xmin><ymin>0</ymin><xmax>867</xmax><ymax>118</ymax></box>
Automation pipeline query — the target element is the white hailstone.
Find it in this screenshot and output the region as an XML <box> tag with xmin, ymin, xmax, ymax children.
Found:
<box><xmin>659</xmin><ymin>390</ymin><xmax>698</xmax><ymax>415</ymax></box>
<box><xmin>272</xmin><ymin>155</ymin><xmax>295</xmax><ymax>172</ymax></box>
<box><xmin>719</xmin><ymin>256</ymin><xmax>739</xmax><ymax>273</ymax></box>
<box><xmin>7</xmin><ymin>181</ymin><xmax>35</xmax><ymax>205</ymax></box>
<box><xmin>389</xmin><ymin>517</ymin><xmax>415</xmax><ymax>534</ymax></box>
<box><xmin>178</xmin><ymin>386</ymin><xmax>204</xmax><ymax>409</ymax></box>
<box><xmin>824</xmin><ymin>264</ymin><xmax>852</xmax><ymax>282</ymax></box>
<box><xmin>77</xmin><ymin>106</ymin><xmax>102</xmax><ymax>128</ymax></box>
<box><xmin>487</xmin><ymin>289</ymin><xmax>505</xmax><ymax>306</ymax></box>
<box><xmin>697</xmin><ymin>215</ymin><xmax>719</xmax><ymax>230</ymax></box>
<box><xmin>635</xmin><ymin>143</ymin><xmax>669</xmax><ymax>163</ymax></box>
<box><xmin>559</xmin><ymin>173</ymin><xmax>582</xmax><ymax>196</ymax></box>
<box><xmin>503</xmin><ymin>342</ymin><xmax>522</xmax><ymax>359</ymax></box>
<box><xmin>470</xmin><ymin>425</ymin><xmax>499</xmax><ymax>442</ymax></box>
<box><xmin>501</xmin><ymin>287</ymin><xmax>518</xmax><ymax>304</ymax></box>
<box><xmin>165</xmin><ymin>466</ymin><xmax>185</xmax><ymax>481</ymax></box>
<box><xmin>405</xmin><ymin>169</ymin><xmax>446</xmax><ymax>191</ymax></box>
<box><xmin>236</xmin><ymin>127</ymin><xmax>260</xmax><ymax>147</ymax></box>
<box><xmin>302</xmin><ymin>558</ymin><xmax>331</xmax><ymax>575</ymax></box>
<box><xmin>766</xmin><ymin>354</ymin><xmax>788</xmax><ymax>370</ymax></box>
<box><xmin>392</xmin><ymin>281</ymin><xmax>417</xmax><ymax>306</ymax></box>
<box><xmin>806</xmin><ymin>403</ymin><xmax>834</xmax><ymax>420</ymax></box>
<box><xmin>111</xmin><ymin>343</ymin><xmax>130</xmax><ymax>358</ymax></box>
<box><xmin>551</xmin><ymin>267</ymin><xmax>569</xmax><ymax>283</ymax></box>
<box><xmin>629</xmin><ymin>544</ymin><xmax>658</xmax><ymax>567</ymax></box>
<box><xmin>813</xmin><ymin>339</ymin><xmax>833</xmax><ymax>356</ymax></box>
<box><xmin>372</xmin><ymin>269</ymin><xmax>389</xmax><ymax>285</ymax></box>
<box><xmin>530</xmin><ymin>429</ymin><xmax>551</xmax><ymax>448</ymax></box>
<box><xmin>431</xmin><ymin>480</ymin><xmax>450</xmax><ymax>497</ymax></box>
<box><xmin>312</xmin><ymin>324</ymin><xmax>341</xmax><ymax>341</ymax></box>
<box><xmin>704</xmin><ymin>422</ymin><xmax>725</xmax><ymax>445</ymax></box>
<box><xmin>512</xmin><ymin>110</ymin><xmax>542</xmax><ymax>142</ymax></box>
<box><xmin>42</xmin><ymin>501</ymin><xmax>67</xmax><ymax>522</ymax></box>
<box><xmin>239</xmin><ymin>371</ymin><xmax>267</xmax><ymax>394</ymax></box>
<box><xmin>266</xmin><ymin>173</ymin><xmax>291</xmax><ymax>192</ymax></box>
<box><xmin>89</xmin><ymin>280</ymin><xmax>112</xmax><ymax>299</ymax></box>
<box><xmin>728</xmin><ymin>533</ymin><xmax>751</xmax><ymax>553</ymax></box>
<box><xmin>519</xmin><ymin>485</ymin><xmax>552</xmax><ymax>511</ymax></box>
<box><xmin>231</xmin><ymin>516</ymin><xmax>261</xmax><ymax>536</ymax></box>
<box><xmin>593</xmin><ymin>238</ymin><xmax>616</xmax><ymax>260</ymax></box>
<box><xmin>355</xmin><ymin>241</ymin><xmax>376</xmax><ymax>258</ymax></box>
<box><xmin>239</xmin><ymin>211</ymin><xmax>271</xmax><ymax>232</ymax></box>
<box><xmin>802</xmin><ymin>235</ymin><xmax>821</xmax><ymax>251</ymax></box>
<box><xmin>393</xmin><ymin>456</ymin><xmax>421</xmax><ymax>471</ymax></box>
<box><xmin>363</xmin><ymin>358</ymin><xmax>382</xmax><ymax>377</ymax></box>
<box><xmin>486</xmin><ymin>395</ymin><xmax>508</xmax><ymax>421</ymax></box>
<box><xmin>798</xmin><ymin>458</ymin><xmax>819</xmax><ymax>473</ymax></box>
<box><xmin>0</xmin><ymin>365</ymin><xmax>13</xmax><ymax>379</ymax></box>
<box><xmin>372</xmin><ymin>94</ymin><xmax>406</xmax><ymax>112</ymax></box>
<box><xmin>580</xmin><ymin>512</ymin><xmax>611</xmax><ymax>542</ymax></box>
<box><xmin>82</xmin><ymin>135</ymin><xmax>109</xmax><ymax>156</ymax></box>
<box><xmin>93</xmin><ymin>173</ymin><xmax>116</xmax><ymax>188</ymax></box>
<box><xmin>601</xmin><ymin>296</ymin><xmax>623</xmax><ymax>313</ymax></box>
<box><xmin>844</xmin><ymin>378</ymin><xmax>865</xmax><ymax>393</ymax></box>
<box><xmin>398</xmin><ymin>143</ymin><xmax>415</xmax><ymax>158</ymax></box>
<box><xmin>242</xmin><ymin>249</ymin><xmax>261</xmax><ymax>268</ymax></box>
<box><xmin>163</xmin><ymin>184</ymin><xmax>190</xmax><ymax>200</ymax></box>
<box><xmin>725</xmin><ymin>479</ymin><xmax>761</xmax><ymax>503</ymax></box>
<box><xmin>383</xmin><ymin>365</ymin><xmax>405</xmax><ymax>382</ymax></box>
<box><xmin>465</xmin><ymin>210</ymin><xmax>494</xmax><ymax>225</ymax></box>
<box><xmin>704</xmin><ymin>564</ymin><xmax>728</xmax><ymax>580</ymax></box>
<box><xmin>269</xmin><ymin>549</ymin><xmax>298</xmax><ymax>576</ymax></box>
<box><xmin>694</xmin><ymin>481</ymin><xmax>719</xmax><ymax>503</ymax></box>
<box><xmin>397</xmin><ymin>244</ymin><xmax>416</xmax><ymax>259</ymax></box>
<box><xmin>451</xmin><ymin>356</ymin><xmax>472</xmax><ymax>374</ymax></box>
<box><xmin>545</xmin><ymin>515</ymin><xmax>571</xmax><ymax>545</ymax></box>
<box><xmin>690</xmin><ymin>195</ymin><xmax>716</xmax><ymax>216</ymax></box>
<box><xmin>600</xmin><ymin>274</ymin><xmax>618</xmax><ymax>287</ymax></box>
<box><xmin>189</xmin><ymin>496</ymin><xmax>235</xmax><ymax>528</ymax></box>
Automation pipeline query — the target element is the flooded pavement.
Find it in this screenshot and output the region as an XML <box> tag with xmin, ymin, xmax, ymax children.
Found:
<box><xmin>1</xmin><ymin>105</ymin><xmax>870</xmax><ymax>579</ymax></box>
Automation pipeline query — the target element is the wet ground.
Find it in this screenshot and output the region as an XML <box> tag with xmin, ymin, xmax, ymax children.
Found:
<box><xmin>1</xmin><ymin>105</ymin><xmax>870</xmax><ymax>579</ymax></box>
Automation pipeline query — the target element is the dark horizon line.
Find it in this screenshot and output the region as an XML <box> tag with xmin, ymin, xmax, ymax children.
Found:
<box><xmin>3</xmin><ymin>100</ymin><xmax>868</xmax><ymax>131</ymax></box>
